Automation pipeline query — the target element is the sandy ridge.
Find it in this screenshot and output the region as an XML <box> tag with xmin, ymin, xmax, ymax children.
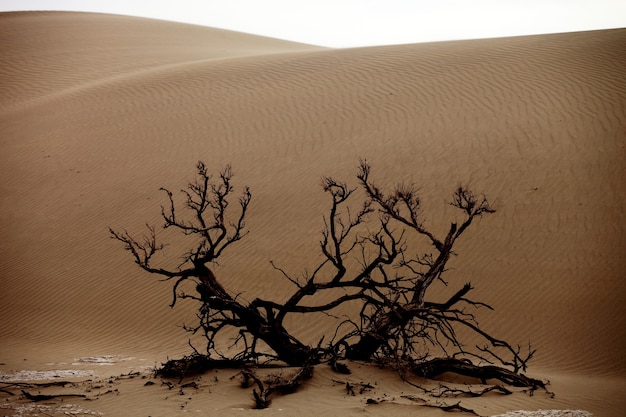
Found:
<box><xmin>0</xmin><ymin>11</ymin><xmax>324</xmax><ymax>111</ymax></box>
<box><xmin>1</xmin><ymin>24</ymin><xmax>624</xmax><ymax>358</ymax></box>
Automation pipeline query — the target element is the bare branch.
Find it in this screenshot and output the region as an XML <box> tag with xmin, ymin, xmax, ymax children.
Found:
<box><xmin>357</xmin><ymin>159</ymin><xmax>443</xmax><ymax>250</ymax></box>
<box><xmin>110</xmin><ymin>159</ymin><xmax>539</xmax><ymax>403</ymax></box>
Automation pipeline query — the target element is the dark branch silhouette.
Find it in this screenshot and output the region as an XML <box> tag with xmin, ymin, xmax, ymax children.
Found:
<box><xmin>110</xmin><ymin>160</ymin><xmax>544</xmax><ymax>409</ymax></box>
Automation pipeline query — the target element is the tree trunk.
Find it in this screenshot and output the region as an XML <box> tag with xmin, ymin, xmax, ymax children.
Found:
<box><xmin>346</xmin><ymin>309</ymin><xmax>406</xmax><ymax>360</ymax></box>
<box><xmin>197</xmin><ymin>266</ymin><xmax>314</xmax><ymax>366</ymax></box>
<box><xmin>347</xmin><ymin>241</ymin><xmax>454</xmax><ymax>361</ymax></box>
<box><xmin>346</xmin><ymin>333</ymin><xmax>384</xmax><ymax>361</ymax></box>
<box><xmin>239</xmin><ymin>305</ymin><xmax>313</xmax><ymax>366</ymax></box>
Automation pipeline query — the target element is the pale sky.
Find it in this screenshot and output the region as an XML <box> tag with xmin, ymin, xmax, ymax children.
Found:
<box><xmin>1</xmin><ymin>0</ymin><xmax>624</xmax><ymax>47</ymax></box>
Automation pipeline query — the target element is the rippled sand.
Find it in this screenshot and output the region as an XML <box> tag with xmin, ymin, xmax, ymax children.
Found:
<box><xmin>1</xmin><ymin>11</ymin><xmax>624</xmax><ymax>416</ymax></box>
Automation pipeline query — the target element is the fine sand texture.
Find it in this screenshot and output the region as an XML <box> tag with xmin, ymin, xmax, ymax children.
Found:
<box><xmin>1</xmin><ymin>11</ymin><xmax>625</xmax><ymax>416</ymax></box>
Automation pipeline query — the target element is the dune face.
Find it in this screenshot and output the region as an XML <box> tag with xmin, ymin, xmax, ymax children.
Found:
<box><xmin>1</xmin><ymin>11</ymin><xmax>625</xmax><ymax>416</ymax></box>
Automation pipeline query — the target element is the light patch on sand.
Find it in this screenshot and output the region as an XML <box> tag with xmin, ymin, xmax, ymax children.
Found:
<box><xmin>492</xmin><ymin>410</ymin><xmax>593</xmax><ymax>417</ymax></box>
<box><xmin>72</xmin><ymin>355</ymin><xmax>136</xmax><ymax>365</ymax></box>
<box><xmin>0</xmin><ymin>369</ymin><xmax>93</xmax><ymax>382</ymax></box>
<box><xmin>0</xmin><ymin>402</ymin><xmax>102</xmax><ymax>417</ymax></box>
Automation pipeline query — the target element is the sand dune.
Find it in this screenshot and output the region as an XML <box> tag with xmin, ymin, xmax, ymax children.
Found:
<box><xmin>1</xmin><ymin>11</ymin><xmax>625</xmax><ymax>416</ymax></box>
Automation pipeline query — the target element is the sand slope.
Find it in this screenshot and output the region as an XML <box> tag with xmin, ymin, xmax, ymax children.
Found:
<box><xmin>1</xmin><ymin>11</ymin><xmax>625</xmax><ymax>416</ymax></box>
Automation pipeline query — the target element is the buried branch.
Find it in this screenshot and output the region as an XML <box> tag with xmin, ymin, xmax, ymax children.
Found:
<box><xmin>21</xmin><ymin>390</ymin><xmax>88</xmax><ymax>402</ymax></box>
<box><xmin>240</xmin><ymin>364</ymin><xmax>314</xmax><ymax>409</ymax></box>
<box><xmin>402</xmin><ymin>395</ymin><xmax>480</xmax><ymax>415</ymax></box>
<box><xmin>430</xmin><ymin>384</ymin><xmax>513</xmax><ymax>398</ymax></box>
<box><xmin>412</xmin><ymin>357</ymin><xmax>544</xmax><ymax>389</ymax></box>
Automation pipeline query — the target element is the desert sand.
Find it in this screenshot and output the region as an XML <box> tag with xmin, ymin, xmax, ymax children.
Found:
<box><xmin>0</xmin><ymin>11</ymin><xmax>624</xmax><ymax>416</ymax></box>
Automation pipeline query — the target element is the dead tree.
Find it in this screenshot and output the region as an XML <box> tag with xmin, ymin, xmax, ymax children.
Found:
<box><xmin>330</xmin><ymin>161</ymin><xmax>536</xmax><ymax>384</ymax></box>
<box><xmin>343</xmin><ymin>162</ymin><xmax>532</xmax><ymax>367</ymax></box>
<box><xmin>110</xmin><ymin>162</ymin><xmax>313</xmax><ymax>366</ymax></box>
<box><xmin>340</xmin><ymin>162</ymin><xmax>497</xmax><ymax>360</ymax></box>
<box><xmin>110</xmin><ymin>160</ymin><xmax>541</xmax><ymax>393</ymax></box>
